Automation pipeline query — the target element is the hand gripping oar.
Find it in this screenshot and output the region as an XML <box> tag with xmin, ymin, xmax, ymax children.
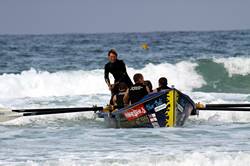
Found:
<box><xmin>196</xmin><ymin>103</ymin><xmax>250</xmax><ymax>112</ymax></box>
<box><xmin>0</xmin><ymin>106</ymin><xmax>103</xmax><ymax>123</ymax></box>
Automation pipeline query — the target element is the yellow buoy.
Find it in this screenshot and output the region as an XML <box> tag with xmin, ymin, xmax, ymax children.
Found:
<box><xmin>141</xmin><ymin>43</ymin><xmax>149</xmax><ymax>50</ymax></box>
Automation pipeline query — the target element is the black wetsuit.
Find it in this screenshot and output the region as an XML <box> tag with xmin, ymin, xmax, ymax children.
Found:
<box><xmin>129</xmin><ymin>83</ymin><xmax>148</xmax><ymax>104</ymax></box>
<box><xmin>156</xmin><ymin>85</ymin><xmax>171</xmax><ymax>92</ymax></box>
<box><xmin>104</xmin><ymin>59</ymin><xmax>133</xmax><ymax>88</ymax></box>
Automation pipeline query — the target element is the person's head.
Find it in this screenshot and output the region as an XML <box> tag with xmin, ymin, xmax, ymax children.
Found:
<box><xmin>133</xmin><ymin>73</ymin><xmax>144</xmax><ymax>84</ymax></box>
<box><xmin>158</xmin><ymin>77</ymin><xmax>168</xmax><ymax>87</ymax></box>
<box><xmin>144</xmin><ymin>80</ymin><xmax>153</xmax><ymax>92</ymax></box>
<box><xmin>108</xmin><ymin>49</ymin><xmax>118</xmax><ymax>63</ymax></box>
<box><xmin>118</xmin><ymin>82</ymin><xmax>127</xmax><ymax>92</ymax></box>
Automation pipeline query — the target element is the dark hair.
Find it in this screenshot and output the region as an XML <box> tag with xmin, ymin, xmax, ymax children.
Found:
<box><xmin>144</xmin><ymin>80</ymin><xmax>153</xmax><ymax>92</ymax></box>
<box><xmin>159</xmin><ymin>77</ymin><xmax>168</xmax><ymax>87</ymax></box>
<box><xmin>118</xmin><ymin>82</ymin><xmax>127</xmax><ymax>91</ymax></box>
<box><xmin>108</xmin><ymin>49</ymin><xmax>118</xmax><ymax>57</ymax></box>
<box><xmin>133</xmin><ymin>73</ymin><xmax>143</xmax><ymax>83</ymax></box>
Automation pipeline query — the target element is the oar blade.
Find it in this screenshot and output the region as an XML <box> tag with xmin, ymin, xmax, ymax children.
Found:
<box><xmin>0</xmin><ymin>108</ymin><xmax>23</xmax><ymax>123</ymax></box>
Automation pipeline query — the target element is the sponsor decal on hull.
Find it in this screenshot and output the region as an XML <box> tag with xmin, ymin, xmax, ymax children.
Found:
<box><xmin>154</xmin><ymin>103</ymin><xmax>167</xmax><ymax>112</ymax></box>
<box><xmin>177</xmin><ymin>103</ymin><xmax>184</xmax><ymax>112</ymax></box>
<box><xmin>148</xmin><ymin>113</ymin><xmax>159</xmax><ymax>128</ymax></box>
<box><xmin>123</xmin><ymin>104</ymin><xmax>147</xmax><ymax>121</ymax></box>
<box><xmin>148</xmin><ymin>113</ymin><xmax>157</xmax><ymax>122</ymax></box>
<box><xmin>145</xmin><ymin>97</ymin><xmax>164</xmax><ymax>112</ymax></box>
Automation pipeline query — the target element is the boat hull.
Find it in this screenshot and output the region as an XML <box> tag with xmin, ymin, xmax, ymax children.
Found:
<box><xmin>98</xmin><ymin>89</ymin><xmax>197</xmax><ymax>128</ymax></box>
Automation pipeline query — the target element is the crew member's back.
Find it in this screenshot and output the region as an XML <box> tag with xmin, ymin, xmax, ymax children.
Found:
<box><xmin>124</xmin><ymin>73</ymin><xmax>150</xmax><ymax>105</ymax></box>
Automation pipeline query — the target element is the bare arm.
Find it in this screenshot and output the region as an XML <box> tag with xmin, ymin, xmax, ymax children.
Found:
<box><xmin>146</xmin><ymin>86</ymin><xmax>150</xmax><ymax>93</ymax></box>
<box><xmin>113</xmin><ymin>95</ymin><xmax>117</xmax><ymax>106</ymax></box>
<box><xmin>123</xmin><ymin>89</ymin><xmax>129</xmax><ymax>105</ymax></box>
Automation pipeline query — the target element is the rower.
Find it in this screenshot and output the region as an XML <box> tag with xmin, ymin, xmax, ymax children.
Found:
<box><xmin>124</xmin><ymin>73</ymin><xmax>150</xmax><ymax>105</ymax></box>
<box><xmin>153</xmin><ymin>77</ymin><xmax>171</xmax><ymax>92</ymax></box>
<box><xmin>112</xmin><ymin>82</ymin><xmax>128</xmax><ymax>109</ymax></box>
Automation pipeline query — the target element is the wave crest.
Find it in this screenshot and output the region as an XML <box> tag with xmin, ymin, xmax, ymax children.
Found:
<box><xmin>214</xmin><ymin>57</ymin><xmax>250</xmax><ymax>77</ymax></box>
<box><xmin>0</xmin><ymin>62</ymin><xmax>205</xmax><ymax>99</ymax></box>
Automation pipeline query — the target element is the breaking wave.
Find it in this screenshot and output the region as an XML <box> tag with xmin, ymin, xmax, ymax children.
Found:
<box><xmin>0</xmin><ymin>56</ymin><xmax>250</xmax><ymax>99</ymax></box>
<box><xmin>195</xmin><ymin>57</ymin><xmax>250</xmax><ymax>93</ymax></box>
<box><xmin>0</xmin><ymin>61</ymin><xmax>204</xmax><ymax>99</ymax></box>
<box><xmin>213</xmin><ymin>57</ymin><xmax>250</xmax><ymax>77</ymax></box>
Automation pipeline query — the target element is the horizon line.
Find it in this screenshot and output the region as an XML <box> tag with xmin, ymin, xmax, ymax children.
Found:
<box><xmin>0</xmin><ymin>28</ymin><xmax>249</xmax><ymax>36</ymax></box>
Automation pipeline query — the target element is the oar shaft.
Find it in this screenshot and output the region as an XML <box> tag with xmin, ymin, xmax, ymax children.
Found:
<box><xmin>206</xmin><ymin>104</ymin><xmax>250</xmax><ymax>108</ymax></box>
<box><xmin>199</xmin><ymin>107</ymin><xmax>250</xmax><ymax>111</ymax></box>
<box><xmin>22</xmin><ymin>109</ymin><xmax>98</xmax><ymax>116</ymax></box>
<box><xmin>13</xmin><ymin>107</ymin><xmax>103</xmax><ymax>113</ymax></box>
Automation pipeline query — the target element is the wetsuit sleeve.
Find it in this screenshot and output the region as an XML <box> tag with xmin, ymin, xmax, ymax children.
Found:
<box><xmin>116</xmin><ymin>60</ymin><xmax>128</xmax><ymax>83</ymax></box>
<box><xmin>104</xmin><ymin>64</ymin><xmax>110</xmax><ymax>85</ymax></box>
<box><xmin>120</xmin><ymin>60</ymin><xmax>127</xmax><ymax>73</ymax></box>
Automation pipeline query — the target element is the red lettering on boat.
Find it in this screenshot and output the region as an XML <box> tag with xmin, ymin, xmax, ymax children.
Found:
<box><xmin>123</xmin><ymin>104</ymin><xmax>147</xmax><ymax>121</ymax></box>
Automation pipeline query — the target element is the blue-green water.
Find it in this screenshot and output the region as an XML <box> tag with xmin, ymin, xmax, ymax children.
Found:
<box><xmin>0</xmin><ymin>30</ymin><xmax>250</xmax><ymax>165</ymax></box>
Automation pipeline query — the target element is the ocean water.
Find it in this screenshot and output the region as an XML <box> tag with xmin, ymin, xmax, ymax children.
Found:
<box><xmin>0</xmin><ymin>30</ymin><xmax>250</xmax><ymax>165</ymax></box>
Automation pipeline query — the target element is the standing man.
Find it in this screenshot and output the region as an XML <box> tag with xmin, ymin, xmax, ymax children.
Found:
<box><xmin>104</xmin><ymin>49</ymin><xmax>133</xmax><ymax>101</ymax></box>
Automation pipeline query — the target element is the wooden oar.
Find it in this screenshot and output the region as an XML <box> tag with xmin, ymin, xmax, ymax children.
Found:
<box><xmin>0</xmin><ymin>106</ymin><xmax>103</xmax><ymax>123</ymax></box>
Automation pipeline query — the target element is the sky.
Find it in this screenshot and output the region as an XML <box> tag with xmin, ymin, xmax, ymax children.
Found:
<box><xmin>0</xmin><ymin>0</ymin><xmax>250</xmax><ymax>34</ymax></box>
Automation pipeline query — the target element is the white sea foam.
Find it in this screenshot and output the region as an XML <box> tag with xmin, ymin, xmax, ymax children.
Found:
<box><xmin>0</xmin><ymin>68</ymin><xmax>107</xmax><ymax>99</ymax></box>
<box><xmin>2</xmin><ymin>151</ymin><xmax>250</xmax><ymax>166</ymax></box>
<box><xmin>214</xmin><ymin>57</ymin><xmax>250</xmax><ymax>77</ymax></box>
<box><xmin>0</xmin><ymin>62</ymin><xmax>205</xmax><ymax>99</ymax></box>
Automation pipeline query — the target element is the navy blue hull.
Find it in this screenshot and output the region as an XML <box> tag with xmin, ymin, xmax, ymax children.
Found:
<box><xmin>98</xmin><ymin>89</ymin><xmax>197</xmax><ymax>128</ymax></box>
